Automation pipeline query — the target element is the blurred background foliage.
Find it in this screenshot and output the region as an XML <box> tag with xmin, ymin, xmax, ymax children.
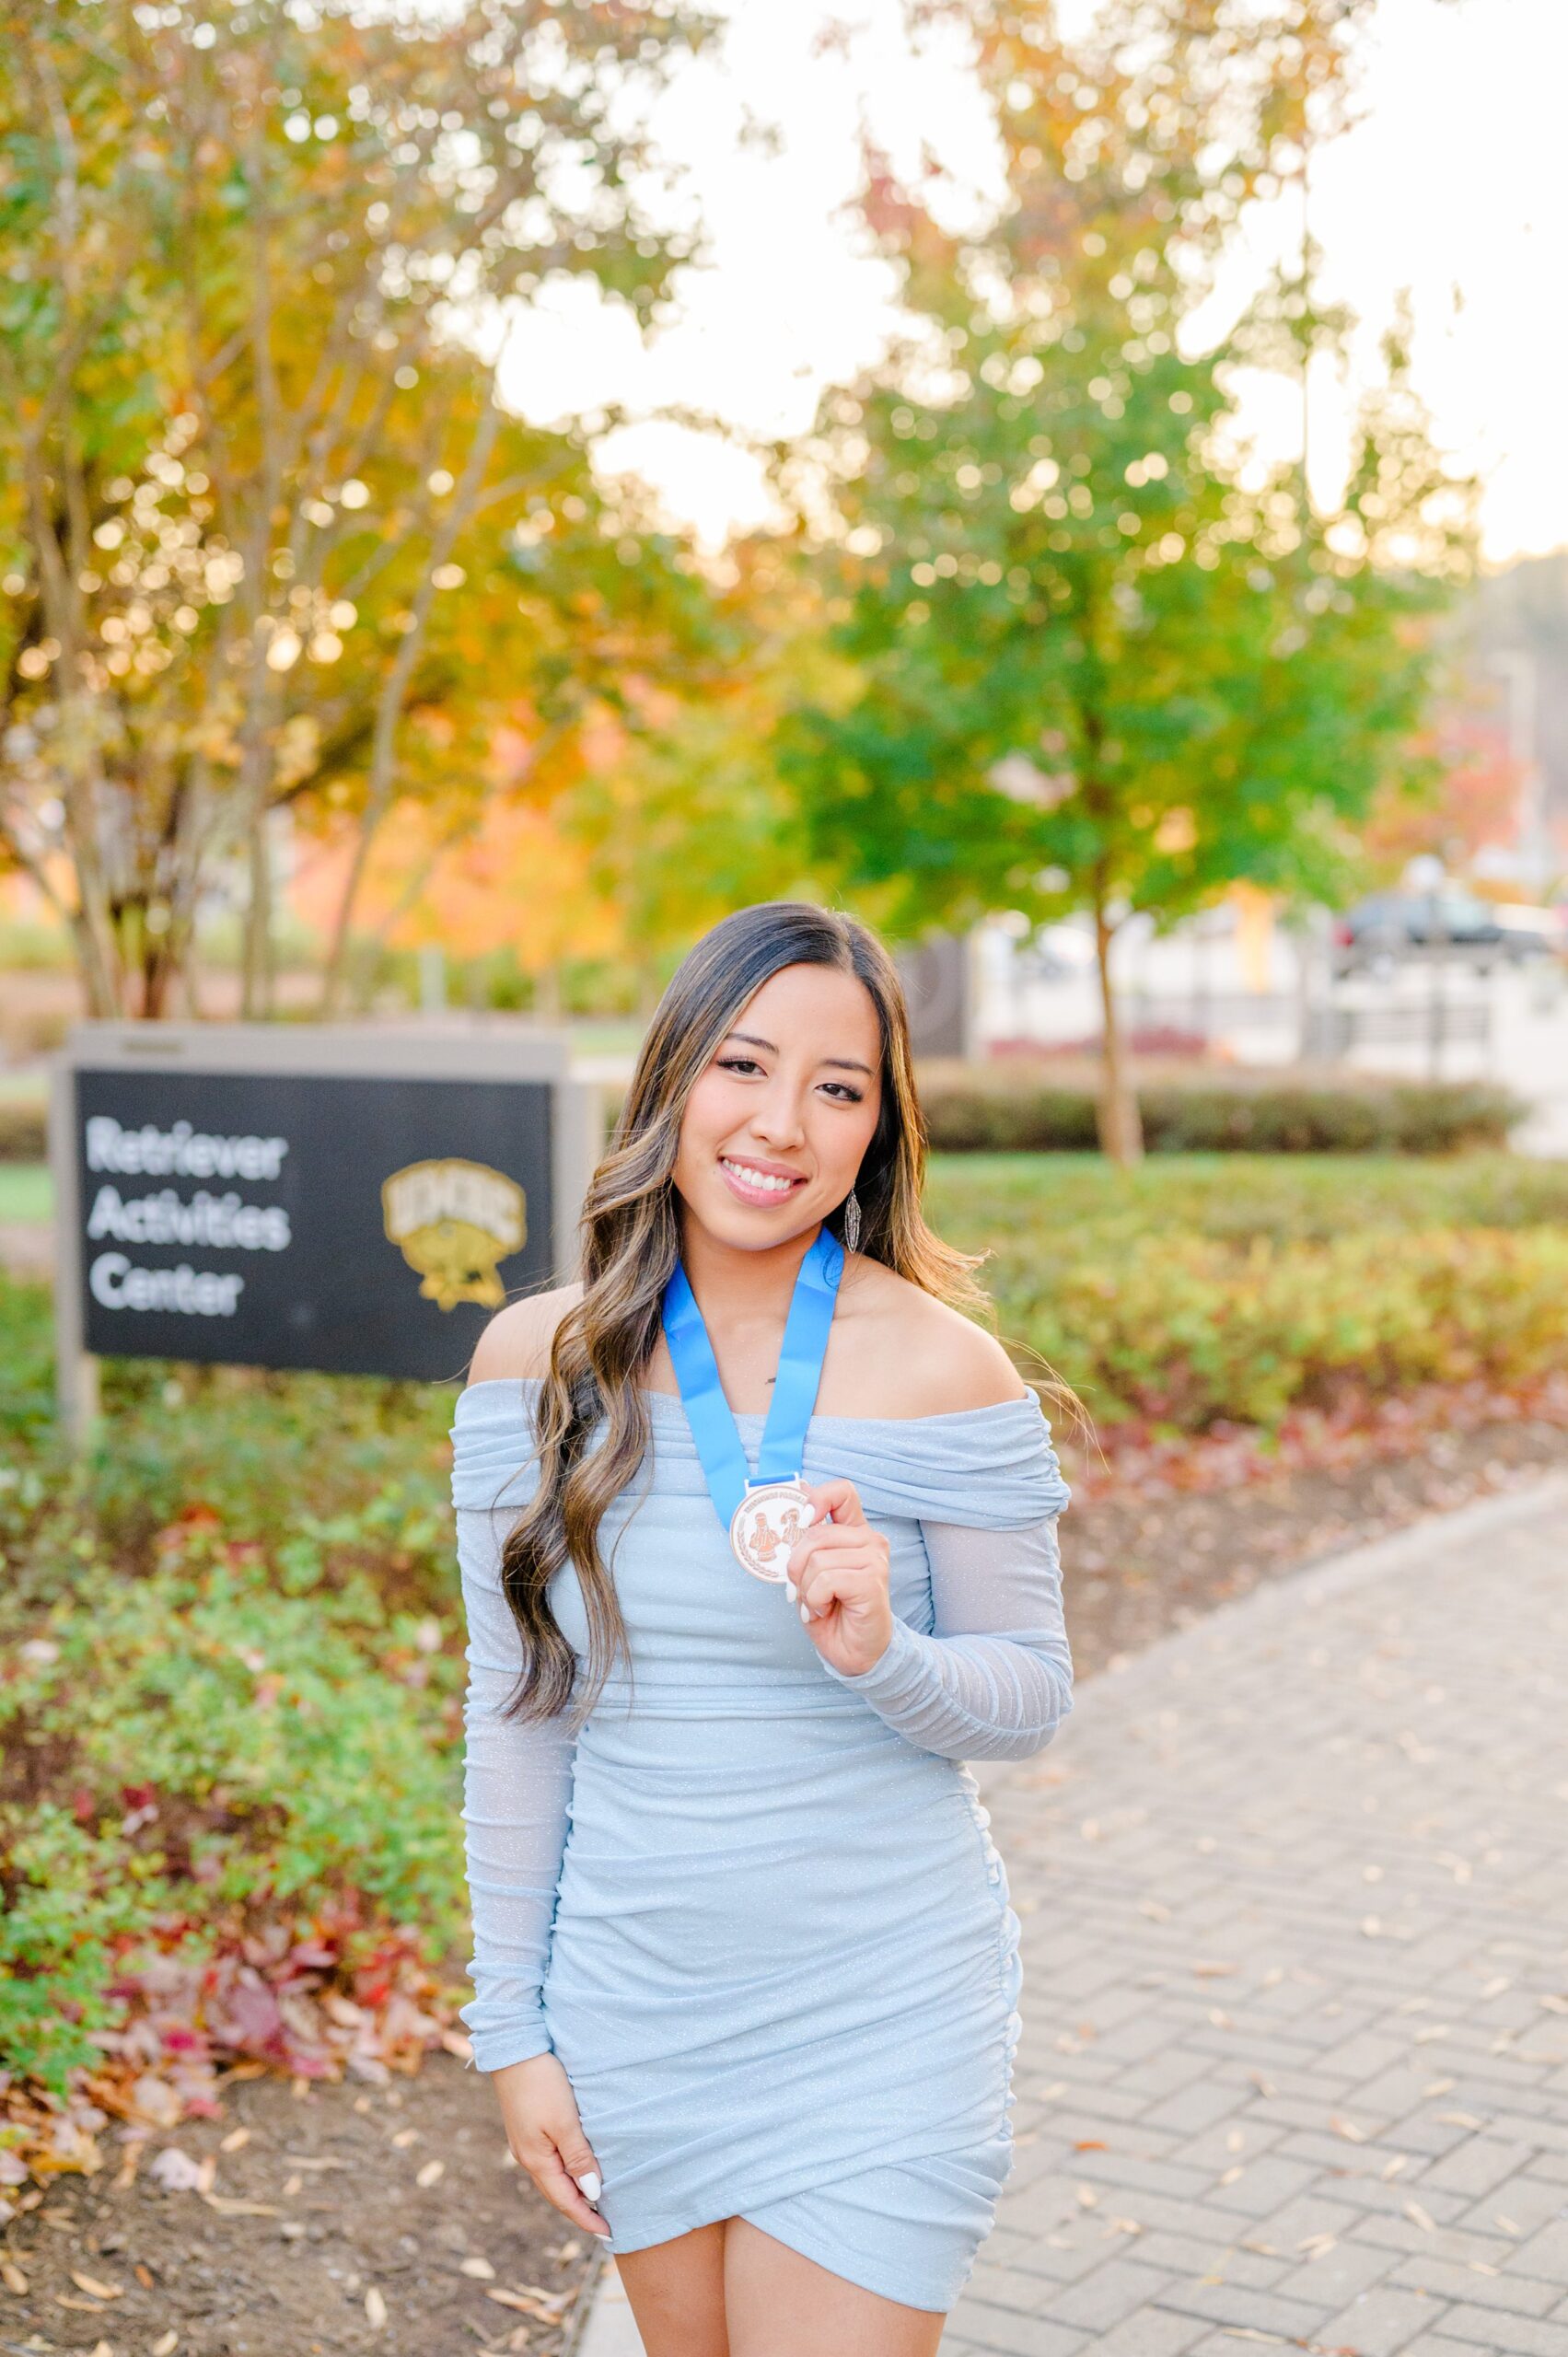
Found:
<box><xmin>2</xmin><ymin>0</ymin><xmax>1480</xmax><ymax>1135</ymax></box>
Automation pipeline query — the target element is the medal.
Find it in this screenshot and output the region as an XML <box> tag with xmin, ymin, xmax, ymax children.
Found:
<box><xmin>728</xmin><ymin>1480</ymin><xmax>814</xmax><ymax>1585</ymax></box>
<box><xmin>662</xmin><ymin>1228</ymin><xmax>844</xmax><ymax>1577</ymax></box>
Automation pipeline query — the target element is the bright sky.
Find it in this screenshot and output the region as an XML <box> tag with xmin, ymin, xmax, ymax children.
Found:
<box><xmin>498</xmin><ymin>0</ymin><xmax>1568</xmax><ymax>566</ymax></box>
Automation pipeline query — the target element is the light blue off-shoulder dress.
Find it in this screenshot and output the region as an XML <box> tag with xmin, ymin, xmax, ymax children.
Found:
<box><xmin>452</xmin><ymin>1379</ymin><xmax>1072</xmax><ymax>2314</ymax></box>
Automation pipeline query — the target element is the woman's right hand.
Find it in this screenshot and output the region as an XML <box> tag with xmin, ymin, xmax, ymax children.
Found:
<box><xmin>490</xmin><ymin>2051</ymin><xmax>610</xmax><ymax>2238</ymax></box>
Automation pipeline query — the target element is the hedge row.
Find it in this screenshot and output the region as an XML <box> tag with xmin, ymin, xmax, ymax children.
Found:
<box><xmin>922</xmin><ymin>1078</ymin><xmax>1522</xmax><ymax>1155</ymax></box>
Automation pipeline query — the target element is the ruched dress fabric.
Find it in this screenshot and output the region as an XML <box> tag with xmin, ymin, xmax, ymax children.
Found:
<box><xmin>453</xmin><ymin>1379</ymin><xmax>1073</xmax><ymax>2314</ymax></box>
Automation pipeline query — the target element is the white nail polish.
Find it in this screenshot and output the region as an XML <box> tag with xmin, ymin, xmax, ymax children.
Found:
<box><xmin>784</xmin><ymin>1579</ymin><xmax>797</xmax><ymax>1602</ymax></box>
<box><xmin>575</xmin><ymin>2168</ymin><xmax>602</xmax><ymax>2205</ymax></box>
<box><xmin>799</xmin><ymin>1603</ymin><xmax>810</xmax><ymax>1623</ymax></box>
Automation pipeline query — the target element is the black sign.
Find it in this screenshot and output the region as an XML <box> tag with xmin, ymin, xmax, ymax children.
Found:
<box><xmin>73</xmin><ymin>1066</ymin><xmax>552</xmax><ymax>1379</ymax></box>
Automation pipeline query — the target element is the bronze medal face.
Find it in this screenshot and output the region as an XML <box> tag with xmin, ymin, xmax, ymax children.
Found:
<box><xmin>729</xmin><ymin>1480</ymin><xmax>814</xmax><ymax>1583</ymax></box>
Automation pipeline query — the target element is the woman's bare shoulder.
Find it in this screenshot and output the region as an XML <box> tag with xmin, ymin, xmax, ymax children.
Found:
<box><xmin>466</xmin><ymin>1283</ymin><xmax>584</xmax><ymax>1387</ymax></box>
<box><xmin>830</xmin><ymin>1257</ymin><xmax>1028</xmax><ymax>1419</ymax></box>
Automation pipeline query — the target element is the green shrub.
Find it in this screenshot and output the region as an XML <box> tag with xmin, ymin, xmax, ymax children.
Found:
<box><xmin>0</xmin><ymin>1538</ymin><xmax>466</xmax><ymax>2092</ymax></box>
<box><xmin>991</xmin><ymin>1225</ymin><xmax>1568</xmax><ymax>1428</ymax></box>
<box><xmin>921</xmin><ymin>1076</ymin><xmax>1523</xmax><ymax>1155</ymax></box>
<box><xmin>925</xmin><ymin>1153</ymin><xmax>1568</xmax><ymax>1427</ymax></box>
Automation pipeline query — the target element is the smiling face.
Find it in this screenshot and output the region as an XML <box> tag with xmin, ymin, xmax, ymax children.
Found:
<box><xmin>670</xmin><ymin>961</ymin><xmax>884</xmax><ymax>1253</ymax></box>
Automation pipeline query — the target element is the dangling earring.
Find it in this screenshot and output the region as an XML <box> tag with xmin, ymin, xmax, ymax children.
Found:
<box><xmin>842</xmin><ymin>1190</ymin><xmax>862</xmax><ymax>1254</ymax></box>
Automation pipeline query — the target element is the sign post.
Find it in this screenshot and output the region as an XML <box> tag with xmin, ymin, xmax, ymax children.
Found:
<box><xmin>51</xmin><ymin>1024</ymin><xmax>604</xmax><ymax>1445</ymax></box>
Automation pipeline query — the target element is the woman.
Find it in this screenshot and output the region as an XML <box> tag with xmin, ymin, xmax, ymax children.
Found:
<box><xmin>453</xmin><ymin>902</ymin><xmax>1073</xmax><ymax>2356</ymax></box>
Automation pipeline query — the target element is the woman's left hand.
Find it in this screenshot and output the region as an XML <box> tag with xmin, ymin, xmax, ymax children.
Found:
<box><xmin>786</xmin><ymin>1480</ymin><xmax>894</xmax><ymax>1678</ymax></box>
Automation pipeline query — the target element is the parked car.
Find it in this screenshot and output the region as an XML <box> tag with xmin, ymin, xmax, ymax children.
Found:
<box><xmin>1332</xmin><ymin>891</ymin><xmax>1553</xmax><ymax>974</ymax></box>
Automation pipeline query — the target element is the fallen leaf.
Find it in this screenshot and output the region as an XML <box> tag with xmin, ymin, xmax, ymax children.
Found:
<box><xmin>134</xmin><ymin>2265</ymin><xmax>155</xmax><ymax>2290</ymax></box>
<box><xmin>1074</xmin><ymin>2141</ymin><xmax>1107</xmax><ymax>2153</ymax></box>
<box><xmin>1495</xmin><ymin>2214</ymin><xmax>1521</xmax><ymax>2235</ymax></box>
<box><xmin>416</xmin><ymin>2159</ymin><xmax>446</xmax><ymax>2189</ymax></box>
<box><xmin>284</xmin><ymin>2155</ymin><xmax>347</xmax><ymax>2172</ymax></box>
<box><xmin>1075</xmin><ymin>2185</ymin><xmax>1099</xmax><ymax>2209</ymax></box>
<box><xmin>283</xmin><ymin>2176</ymin><xmax>303</xmax><ymax>2199</ymax></box>
<box><xmin>71</xmin><ymin>2271</ymin><xmax>125</xmax><ymax>2301</ymax></box>
<box><xmin>1</xmin><ymin>2261</ymin><xmax>28</xmax><ymax>2294</ymax></box>
<box><xmin>154</xmin><ymin>2333</ymin><xmax>180</xmax><ymax>2355</ymax></box>
<box><xmin>219</xmin><ymin>2127</ymin><xmax>251</xmax><ymax>2154</ymax></box>
<box><xmin>390</xmin><ymin>2128</ymin><xmax>420</xmax><ymax>2149</ymax></box>
<box><xmin>459</xmin><ymin>2257</ymin><xmax>496</xmax><ymax>2280</ymax></box>
<box><xmin>510</xmin><ymin>2284</ymin><xmax>567</xmax><ymax>2311</ymax></box>
<box><xmin>480</xmin><ymin>2282</ymin><xmax>570</xmax><ymax>2325</ymax></box>
<box><xmin>201</xmin><ymin>2192</ymin><xmax>280</xmax><ymax>2218</ymax></box>
<box><xmin>1403</xmin><ymin>2200</ymin><xmax>1436</xmax><ymax>2234</ymax></box>
<box><xmin>1329</xmin><ymin>2116</ymin><xmax>1368</xmax><ymax>2144</ymax></box>
<box><xmin>366</xmin><ymin>2285</ymin><xmax>388</xmax><ymax>2328</ymax></box>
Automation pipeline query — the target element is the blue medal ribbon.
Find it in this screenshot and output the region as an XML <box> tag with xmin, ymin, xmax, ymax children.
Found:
<box><xmin>661</xmin><ymin>1227</ymin><xmax>845</xmax><ymax>1531</ymax></box>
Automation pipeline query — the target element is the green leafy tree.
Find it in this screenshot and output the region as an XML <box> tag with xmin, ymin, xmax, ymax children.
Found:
<box><xmin>782</xmin><ymin>0</ymin><xmax>1472</xmax><ymax>1160</ymax></box>
<box><xmin>0</xmin><ymin>0</ymin><xmax>714</xmax><ymax>1017</ymax></box>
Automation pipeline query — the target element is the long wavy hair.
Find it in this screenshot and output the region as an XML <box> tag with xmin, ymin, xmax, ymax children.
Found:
<box><xmin>498</xmin><ymin>901</ymin><xmax>988</xmax><ymax>1724</ymax></box>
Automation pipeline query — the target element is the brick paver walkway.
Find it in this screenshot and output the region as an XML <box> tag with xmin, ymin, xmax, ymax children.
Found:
<box><xmin>947</xmin><ymin>1477</ymin><xmax>1568</xmax><ymax>2357</ymax></box>
<box><xmin>576</xmin><ymin>1477</ymin><xmax>1568</xmax><ymax>2357</ymax></box>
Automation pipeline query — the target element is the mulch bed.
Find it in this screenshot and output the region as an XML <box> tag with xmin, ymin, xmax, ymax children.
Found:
<box><xmin>1062</xmin><ymin>1409</ymin><xmax>1566</xmax><ymax>1678</ymax></box>
<box><xmin>0</xmin><ymin>2059</ymin><xmax>592</xmax><ymax>2357</ymax></box>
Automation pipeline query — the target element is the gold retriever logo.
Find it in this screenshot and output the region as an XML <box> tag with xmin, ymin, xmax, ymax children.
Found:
<box><xmin>380</xmin><ymin>1159</ymin><xmax>527</xmax><ymax>1311</ymax></box>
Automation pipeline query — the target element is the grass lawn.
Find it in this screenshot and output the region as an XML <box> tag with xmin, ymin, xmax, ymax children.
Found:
<box><xmin>0</xmin><ymin>1163</ymin><xmax>51</xmax><ymax>1223</ymax></box>
<box><xmin>924</xmin><ymin>1148</ymin><xmax>1568</xmax><ymax>1244</ymax></box>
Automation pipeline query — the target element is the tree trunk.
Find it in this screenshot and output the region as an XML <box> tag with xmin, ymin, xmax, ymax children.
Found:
<box><xmin>1093</xmin><ymin>898</ymin><xmax>1144</xmax><ymax>1167</ymax></box>
<box><xmin>240</xmin><ymin>810</ymin><xmax>274</xmax><ymax>1020</ymax></box>
<box><xmin>535</xmin><ymin>962</ymin><xmax>563</xmax><ymax>1023</ymax></box>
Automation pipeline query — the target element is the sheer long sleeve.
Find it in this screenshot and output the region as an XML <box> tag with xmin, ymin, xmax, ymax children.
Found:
<box><xmin>457</xmin><ymin>1498</ymin><xmax>576</xmax><ymax>2073</ymax></box>
<box><xmin>821</xmin><ymin>1512</ymin><xmax>1073</xmax><ymax>1762</ymax></box>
